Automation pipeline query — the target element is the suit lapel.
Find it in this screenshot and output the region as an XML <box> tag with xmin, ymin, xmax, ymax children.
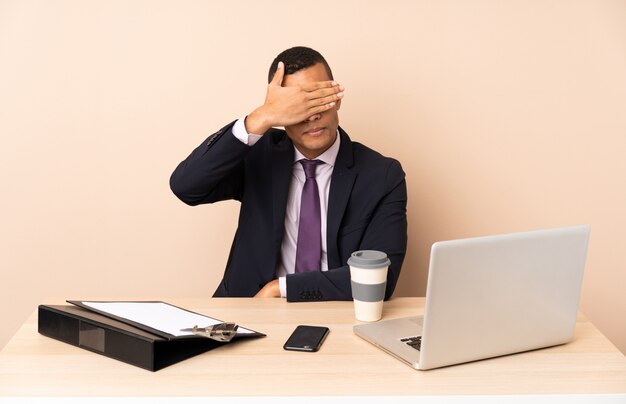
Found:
<box><xmin>327</xmin><ymin>127</ymin><xmax>356</xmax><ymax>269</ymax></box>
<box><xmin>271</xmin><ymin>132</ymin><xmax>294</xmax><ymax>265</ymax></box>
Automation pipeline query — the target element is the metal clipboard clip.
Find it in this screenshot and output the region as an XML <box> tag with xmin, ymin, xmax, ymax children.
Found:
<box><xmin>180</xmin><ymin>323</ymin><xmax>239</xmax><ymax>342</ymax></box>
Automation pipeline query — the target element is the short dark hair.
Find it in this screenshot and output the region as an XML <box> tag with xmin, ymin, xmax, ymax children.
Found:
<box><xmin>268</xmin><ymin>46</ymin><xmax>334</xmax><ymax>83</ymax></box>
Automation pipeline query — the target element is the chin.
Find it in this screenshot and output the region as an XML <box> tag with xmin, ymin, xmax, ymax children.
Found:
<box><xmin>304</xmin><ymin>137</ymin><xmax>332</xmax><ymax>150</ymax></box>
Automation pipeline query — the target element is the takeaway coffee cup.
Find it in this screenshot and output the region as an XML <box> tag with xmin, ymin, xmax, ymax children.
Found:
<box><xmin>348</xmin><ymin>250</ymin><xmax>390</xmax><ymax>322</ymax></box>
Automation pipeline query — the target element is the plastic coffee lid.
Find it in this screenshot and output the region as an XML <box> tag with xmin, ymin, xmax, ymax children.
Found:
<box><xmin>347</xmin><ymin>250</ymin><xmax>391</xmax><ymax>269</ymax></box>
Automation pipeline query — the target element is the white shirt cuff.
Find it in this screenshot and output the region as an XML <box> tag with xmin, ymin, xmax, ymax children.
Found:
<box><xmin>232</xmin><ymin>118</ymin><xmax>262</xmax><ymax>146</ymax></box>
<box><xmin>279</xmin><ymin>276</ymin><xmax>287</xmax><ymax>298</ymax></box>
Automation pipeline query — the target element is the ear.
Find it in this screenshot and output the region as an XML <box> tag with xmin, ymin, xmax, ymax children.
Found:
<box><xmin>335</xmin><ymin>99</ymin><xmax>342</xmax><ymax>111</ymax></box>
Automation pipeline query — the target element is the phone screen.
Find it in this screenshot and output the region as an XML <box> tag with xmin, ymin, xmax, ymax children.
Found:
<box><xmin>283</xmin><ymin>325</ymin><xmax>329</xmax><ymax>352</ymax></box>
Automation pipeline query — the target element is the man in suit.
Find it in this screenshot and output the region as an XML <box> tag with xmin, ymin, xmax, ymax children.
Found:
<box><xmin>170</xmin><ymin>46</ymin><xmax>407</xmax><ymax>302</ymax></box>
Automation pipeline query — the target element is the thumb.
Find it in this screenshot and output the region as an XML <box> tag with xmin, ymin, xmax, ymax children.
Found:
<box><xmin>271</xmin><ymin>61</ymin><xmax>284</xmax><ymax>86</ymax></box>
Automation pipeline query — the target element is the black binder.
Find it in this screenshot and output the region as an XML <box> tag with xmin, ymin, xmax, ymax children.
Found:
<box><xmin>38</xmin><ymin>303</ymin><xmax>265</xmax><ymax>371</ymax></box>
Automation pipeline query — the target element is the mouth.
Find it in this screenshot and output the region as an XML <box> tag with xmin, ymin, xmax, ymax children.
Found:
<box><xmin>303</xmin><ymin>127</ymin><xmax>326</xmax><ymax>136</ymax></box>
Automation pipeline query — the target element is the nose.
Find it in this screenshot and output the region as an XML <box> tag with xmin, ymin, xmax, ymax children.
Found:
<box><xmin>305</xmin><ymin>113</ymin><xmax>321</xmax><ymax>122</ymax></box>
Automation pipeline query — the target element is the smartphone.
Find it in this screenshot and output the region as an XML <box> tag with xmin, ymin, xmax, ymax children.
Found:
<box><xmin>283</xmin><ymin>325</ymin><xmax>329</xmax><ymax>352</ymax></box>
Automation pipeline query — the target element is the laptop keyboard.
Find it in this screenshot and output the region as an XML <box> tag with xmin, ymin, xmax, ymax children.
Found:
<box><xmin>401</xmin><ymin>336</ymin><xmax>422</xmax><ymax>351</ymax></box>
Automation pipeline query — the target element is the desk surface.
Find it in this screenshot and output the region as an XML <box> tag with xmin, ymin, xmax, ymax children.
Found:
<box><xmin>0</xmin><ymin>297</ymin><xmax>625</xmax><ymax>397</ymax></box>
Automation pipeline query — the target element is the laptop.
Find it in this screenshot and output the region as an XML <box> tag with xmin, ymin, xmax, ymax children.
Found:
<box><xmin>353</xmin><ymin>225</ymin><xmax>590</xmax><ymax>370</ymax></box>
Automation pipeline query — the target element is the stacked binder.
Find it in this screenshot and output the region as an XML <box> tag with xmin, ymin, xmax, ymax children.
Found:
<box><xmin>38</xmin><ymin>301</ymin><xmax>265</xmax><ymax>371</ymax></box>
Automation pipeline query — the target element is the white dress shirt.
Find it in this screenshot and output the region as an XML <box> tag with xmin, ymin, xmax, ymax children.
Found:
<box><xmin>231</xmin><ymin>118</ymin><xmax>340</xmax><ymax>297</ymax></box>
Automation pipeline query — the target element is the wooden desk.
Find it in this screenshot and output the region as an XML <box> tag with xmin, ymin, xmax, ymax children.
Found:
<box><xmin>0</xmin><ymin>298</ymin><xmax>625</xmax><ymax>397</ymax></box>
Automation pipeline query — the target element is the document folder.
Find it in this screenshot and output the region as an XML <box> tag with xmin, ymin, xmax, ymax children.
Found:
<box><xmin>38</xmin><ymin>303</ymin><xmax>264</xmax><ymax>371</ymax></box>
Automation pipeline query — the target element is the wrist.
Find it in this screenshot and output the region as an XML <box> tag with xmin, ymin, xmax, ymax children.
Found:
<box><xmin>245</xmin><ymin>108</ymin><xmax>272</xmax><ymax>135</ymax></box>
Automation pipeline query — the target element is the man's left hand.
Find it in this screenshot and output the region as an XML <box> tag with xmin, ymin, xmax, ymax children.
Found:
<box><xmin>255</xmin><ymin>279</ymin><xmax>280</xmax><ymax>298</ymax></box>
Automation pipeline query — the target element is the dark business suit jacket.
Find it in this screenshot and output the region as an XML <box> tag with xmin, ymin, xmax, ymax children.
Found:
<box><xmin>170</xmin><ymin>120</ymin><xmax>407</xmax><ymax>302</ymax></box>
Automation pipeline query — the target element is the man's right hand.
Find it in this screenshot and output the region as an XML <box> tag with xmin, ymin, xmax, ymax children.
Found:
<box><xmin>244</xmin><ymin>61</ymin><xmax>344</xmax><ymax>135</ymax></box>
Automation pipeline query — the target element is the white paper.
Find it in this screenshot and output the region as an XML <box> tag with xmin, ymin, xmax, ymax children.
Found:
<box><xmin>81</xmin><ymin>301</ymin><xmax>254</xmax><ymax>337</ymax></box>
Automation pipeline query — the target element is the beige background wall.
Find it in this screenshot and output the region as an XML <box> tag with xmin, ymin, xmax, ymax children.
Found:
<box><xmin>1</xmin><ymin>0</ymin><xmax>625</xmax><ymax>354</ymax></box>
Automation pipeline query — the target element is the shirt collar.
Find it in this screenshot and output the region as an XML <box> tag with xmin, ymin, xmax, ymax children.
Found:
<box><xmin>293</xmin><ymin>130</ymin><xmax>341</xmax><ymax>167</ymax></box>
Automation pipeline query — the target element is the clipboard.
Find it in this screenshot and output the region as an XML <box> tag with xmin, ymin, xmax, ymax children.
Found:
<box><xmin>67</xmin><ymin>300</ymin><xmax>265</xmax><ymax>340</ymax></box>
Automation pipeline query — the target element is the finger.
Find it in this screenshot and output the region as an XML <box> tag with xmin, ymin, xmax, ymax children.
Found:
<box><xmin>306</xmin><ymin>86</ymin><xmax>344</xmax><ymax>100</ymax></box>
<box><xmin>302</xmin><ymin>80</ymin><xmax>341</xmax><ymax>92</ymax></box>
<box><xmin>308</xmin><ymin>101</ymin><xmax>337</xmax><ymax>116</ymax></box>
<box><xmin>271</xmin><ymin>61</ymin><xmax>284</xmax><ymax>86</ymax></box>
<box><xmin>308</xmin><ymin>91</ymin><xmax>344</xmax><ymax>107</ymax></box>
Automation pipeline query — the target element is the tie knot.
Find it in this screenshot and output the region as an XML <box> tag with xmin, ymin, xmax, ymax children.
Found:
<box><xmin>300</xmin><ymin>159</ymin><xmax>322</xmax><ymax>179</ymax></box>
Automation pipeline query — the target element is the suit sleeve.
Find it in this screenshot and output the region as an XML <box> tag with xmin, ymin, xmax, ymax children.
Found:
<box><xmin>286</xmin><ymin>160</ymin><xmax>408</xmax><ymax>302</ymax></box>
<box><xmin>170</xmin><ymin>120</ymin><xmax>252</xmax><ymax>206</ymax></box>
